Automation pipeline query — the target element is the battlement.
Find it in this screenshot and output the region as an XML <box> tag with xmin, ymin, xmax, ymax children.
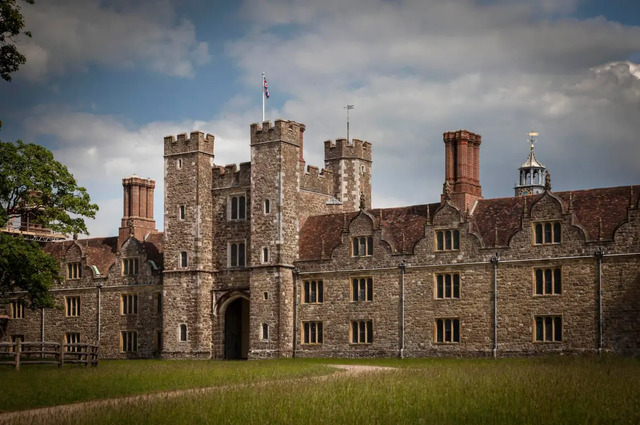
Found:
<box><xmin>212</xmin><ymin>162</ymin><xmax>252</xmax><ymax>189</ymax></box>
<box><xmin>324</xmin><ymin>138</ymin><xmax>372</xmax><ymax>161</ymax></box>
<box><xmin>164</xmin><ymin>131</ymin><xmax>215</xmax><ymax>156</ymax></box>
<box><xmin>443</xmin><ymin>130</ymin><xmax>482</xmax><ymax>145</ymax></box>
<box><xmin>250</xmin><ymin>119</ymin><xmax>305</xmax><ymax>146</ymax></box>
<box><xmin>301</xmin><ymin>164</ymin><xmax>334</xmax><ymax>195</ymax></box>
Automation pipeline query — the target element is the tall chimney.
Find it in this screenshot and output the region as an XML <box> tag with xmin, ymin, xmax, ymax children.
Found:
<box><xmin>118</xmin><ymin>176</ymin><xmax>157</xmax><ymax>248</ymax></box>
<box><xmin>442</xmin><ymin>130</ymin><xmax>482</xmax><ymax>211</ymax></box>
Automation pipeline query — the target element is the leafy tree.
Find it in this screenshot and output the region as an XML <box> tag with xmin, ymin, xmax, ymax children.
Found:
<box><xmin>0</xmin><ymin>0</ymin><xmax>33</xmax><ymax>82</ymax></box>
<box><xmin>0</xmin><ymin>140</ymin><xmax>98</xmax><ymax>308</ymax></box>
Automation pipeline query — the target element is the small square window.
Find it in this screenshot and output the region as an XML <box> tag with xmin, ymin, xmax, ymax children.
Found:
<box><xmin>534</xmin><ymin>316</ymin><xmax>562</xmax><ymax>342</ymax></box>
<box><xmin>10</xmin><ymin>300</ymin><xmax>25</xmax><ymax>319</ymax></box>
<box><xmin>351</xmin><ymin>277</ymin><xmax>373</xmax><ymax>302</ymax></box>
<box><xmin>435</xmin><ymin>318</ymin><xmax>460</xmax><ymax>343</ymax></box>
<box><xmin>435</xmin><ymin>230</ymin><xmax>460</xmax><ymax>251</ymax></box>
<box><xmin>67</xmin><ymin>262</ymin><xmax>82</xmax><ymax>279</ymax></box>
<box><xmin>122</xmin><ymin>258</ymin><xmax>139</xmax><ymax>276</ymax></box>
<box><xmin>533</xmin><ymin>222</ymin><xmax>561</xmax><ymax>245</ymax></box>
<box><xmin>303</xmin><ymin>280</ymin><xmax>324</xmax><ymax>304</ymax></box>
<box><xmin>65</xmin><ymin>296</ymin><xmax>81</xmax><ymax>317</ymax></box>
<box><xmin>351</xmin><ymin>236</ymin><xmax>373</xmax><ymax>257</ymax></box>
<box><xmin>350</xmin><ymin>320</ymin><xmax>373</xmax><ymax>344</ymax></box>
<box><xmin>302</xmin><ymin>321</ymin><xmax>323</xmax><ymax>344</ymax></box>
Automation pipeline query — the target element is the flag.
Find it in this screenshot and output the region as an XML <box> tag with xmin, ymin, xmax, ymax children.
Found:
<box><xmin>263</xmin><ymin>75</ymin><xmax>270</xmax><ymax>99</ymax></box>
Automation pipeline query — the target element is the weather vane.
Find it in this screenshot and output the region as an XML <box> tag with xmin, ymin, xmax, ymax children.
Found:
<box><xmin>344</xmin><ymin>104</ymin><xmax>354</xmax><ymax>142</ymax></box>
<box><xmin>528</xmin><ymin>131</ymin><xmax>539</xmax><ymax>149</ymax></box>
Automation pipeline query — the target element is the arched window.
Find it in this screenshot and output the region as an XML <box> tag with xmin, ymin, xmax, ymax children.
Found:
<box><xmin>230</xmin><ymin>195</ymin><xmax>246</xmax><ymax>220</ymax></box>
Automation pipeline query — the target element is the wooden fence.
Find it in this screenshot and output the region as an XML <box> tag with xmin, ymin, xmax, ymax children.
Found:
<box><xmin>0</xmin><ymin>341</ymin><xmax>98</xmax><ymax>369</ymax></box>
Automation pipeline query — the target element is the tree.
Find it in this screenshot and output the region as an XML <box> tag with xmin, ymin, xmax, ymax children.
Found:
<box><xmin>0</xmin><ymin>0</ymin><xmax>33</xmax><ymax>82</ymax></box>
<box><xmin>0</xmin><ymin>140</ymin><xmax>98</xmax><ymax>308</ymax></box>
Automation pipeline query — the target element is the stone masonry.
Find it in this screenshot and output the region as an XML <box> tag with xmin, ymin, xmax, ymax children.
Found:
<box><xmin>3</xmin><ymin>118</ymin><xmax>639</xmax><ymax>359</ymax></box>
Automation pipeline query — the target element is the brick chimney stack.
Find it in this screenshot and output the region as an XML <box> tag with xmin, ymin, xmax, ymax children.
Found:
<box><xmin>118</xmin><ymin>176</ymin><xmax>157</xmax><ymax>248</ymax></box>
<box><xmin>442</xmin><ymin>130</ymin><xmax>482</xmax><ymax>211</ymax></box>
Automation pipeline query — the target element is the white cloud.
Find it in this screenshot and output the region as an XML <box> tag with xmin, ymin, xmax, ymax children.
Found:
<box><xmin>17</xmin><ymin>0</ymin><xmax>210</xmax><ymax>80</ymax></box>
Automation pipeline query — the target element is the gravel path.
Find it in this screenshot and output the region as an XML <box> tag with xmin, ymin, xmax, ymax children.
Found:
<box><xmin>0</xmin><ymin>364</ymin><xmax>395</xmax><ymax>425</ymax></box>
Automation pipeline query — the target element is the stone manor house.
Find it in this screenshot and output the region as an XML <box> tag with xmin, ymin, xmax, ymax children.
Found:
<box><xmin>2</xmin><ymin>120</ymin><xmax>639</xmax><ymax>359</ymax></box>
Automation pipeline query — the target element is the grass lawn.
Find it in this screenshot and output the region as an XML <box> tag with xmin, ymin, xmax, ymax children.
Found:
<box><xmin>2</xmin><ymin>356</ymin><xmax>640</xmax><ymax>424</ymax></box>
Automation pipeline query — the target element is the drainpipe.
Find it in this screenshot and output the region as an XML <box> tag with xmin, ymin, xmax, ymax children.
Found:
<box><xmin>292</xmin><ymin>268</ymin><xmax>299</xmax><ymax>358</ymax></box>
<box><xmin>594</xmin><ymin>247</ymin><xmax>605</xmax><ymax>355</ymax></box>
<box><xmin>398</xmin><ymin>260</ymin><xmax>408</xmax><ymax>359</ymax></box>
<box><xmin>490</xmin><ymin>253</ymin><xmax>500</xmax><ymax>358</ymax></box>
<box><xmin>41</xmin><ymin>308</ymin><xmax>45</xmax><ymax>342</ymax></box>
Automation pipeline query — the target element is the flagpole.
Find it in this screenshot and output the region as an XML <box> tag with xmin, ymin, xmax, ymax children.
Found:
<box><xmin>262</xmin><ymin>72</ymin><xmax>265</xmax><ymax>122</ymax></box>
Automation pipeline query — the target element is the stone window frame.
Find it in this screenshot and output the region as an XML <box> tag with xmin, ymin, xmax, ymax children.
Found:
<box><xmin>435</xmin><ymin>229</ymin><xmax>460</xmax><ymax>251</ymax></box>
<box><xmin>261</xmin><ymin>247</ymin><xmax>269</xmax><ymax>264</ymax></box>
<box><xmin>434</xmin><ymin>317</ymin><xmax>460</xmax><ymax>343</ymax></box>
<box><xmin>179</xmin><ymin>324</ymin><xmax>188</xmax><ymax>342</ymax></box>
<box><xmin>120</xmin><ymin>294</ymin><xmax>138</xmax><ymax>315</ymax></box>
<box><xmin>228</xmin><ymin>241</ymin><xmax>246</xmax><ymax>268</ymax></box>
<box><xmin>120</xmin><ymin>330</ymin><xmax>138</xmax><ymax>353</ymax></box>
<box><xmin>65</xmin><ymin>296</ymin><xmax>80</xmax><ymax>317</ymax></box>
<box><xmin>434</xmin><ymin>273</ymin><xmax>461</xmax><ymax>299</ymax></box>
<box><xmin>179</xmin><ymin>204</ymin><xmax>186</xmax><ymax>220</ymax></box>
<box><xmin>350</xmin><ymin>277</ymin><xmax>373</xmax><ymax>302</ymax></box>
<box><xmin>65</xmin><ymin>332</ymin><xmax>81</xmax><ymax>352</ymax></box>
<box><xmin>303</xmin><ymin>280</ymin><xmax>324</xmax><ymax>304</ymax></box>
<box><xmin>534</xmin><ymin>315</ymin><xmax>562</xmax><ymax>342</ymax></box>
<box><xmin>228</xmin><ymin>194</ymin><xmax>247</xmax><ymax>221</ymax></box>
<box><xmin>10</xmin><ymin>300</ymin><xmax>25</xmax><ymax>319</ymax></box>
<box><xmin>122</xmin><ymin>258</ymin><xmax>139</xmax><ymax>276</ymax></box>
<box><xmin>533</xmin><ymin>267</ymin><xmax>562</xmax><ymax>296</ymax></box>
<box><xmin>261</xmin><ymin>323</ymin><xmax>269</xmax><ymax>341</ymax></box>
<box><xmin>533</xmin><ymin>221</ymin><xmax>562</xmax><ymax>245</ymax></box>
<box><xmin>264</xmin><ymin>199</ymin><xmax>271</xmax><ymax>214</ymax></box>
<box><xmin>302</xmin><ymin>321</ymin><xmax>323</xmax><ymax>345</ymax></box>
<box><xmin>180</xmin><ymin>251</ymin><xmax>188</xmax><ymax>268</ymax></box>
<box><xmin>176</xmin><ymin>158</ymin><xmax>183</xmax><ymax>170</ymax></box>
<box><xmin>67</xmin><ymin>262</ymin><xmax>82</xmax><ymax>280</ymax></box>
<box><xmin>351</xmin><ymin>236</ymin><xmax>373</xmax><ymax>257</ymax></box>
<box><xmin>350</xmin><ymin>319</ymin><xmax>374</xmax><ymax>344</ymax></box>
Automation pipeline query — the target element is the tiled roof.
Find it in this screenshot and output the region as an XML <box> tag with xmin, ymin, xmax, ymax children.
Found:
<box><xmin>299</xmin><ymin>185</ymin><xmax>639</xmax><ymax>260</ymax></box>
<box><xmin>43</xmin><ymin>233</ymin><xmax>164</xmax><ymax>275</ymax></box>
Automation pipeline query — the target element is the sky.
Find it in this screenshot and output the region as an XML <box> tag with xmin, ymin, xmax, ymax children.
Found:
<box><xmin>1</xmin><ymin>0</ymin><xmax>639</xmax><ymax>237</ymax></box>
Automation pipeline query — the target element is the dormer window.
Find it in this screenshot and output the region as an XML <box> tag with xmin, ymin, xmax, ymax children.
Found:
<box><xmin>67</xmin><ymin>262</ymin><xmax>82</xmax><ymax>279</ymax></box>
<box><xmin>436</xmin><ymin>229</ymin><xmax>460</xmax><ymax>251</ymax></box>
<box><xmin>534</xmin><ymin>222</ymin><xmax>561</xmax><ymax>245</ymax></box>
<box><xmin>352</xmin><ymin>236</ymin><xmax>373</xmax><ymax>257</ymax></box>
<box><xmin>122</xmin><ymin>258</ymin><xmax>139</xmax><ymax>276</ymax></box>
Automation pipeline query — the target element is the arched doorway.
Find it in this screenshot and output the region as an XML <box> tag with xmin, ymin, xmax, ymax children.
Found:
<box><xmin>224</xmin><ymin>297</ymin><xmax>250</xmax><ymax>359</ymax></box>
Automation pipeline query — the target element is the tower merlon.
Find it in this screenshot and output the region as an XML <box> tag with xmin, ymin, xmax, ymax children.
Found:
<box><xmin>250</xmin><ymin>119</ymin><xmax>306</xmax><ymax>146</ymax></box>
<box><xmin>164</xmin><ymin>131</ymin><xmax>215</xmax><ymax>156</ymax></box>
<box><xmin>323</xmin><ymin>138</ymin><xmax>372</xmax><ymax>161</ymax></box>
<box><xmin>212</xmin><ymin>162</ymin><xmax>252</xmax><ymax>189</ymax></box>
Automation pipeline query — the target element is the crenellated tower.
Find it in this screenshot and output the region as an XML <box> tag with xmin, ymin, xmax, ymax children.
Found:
<box><xmin>324</xmin><ymin>138</ymin><xmax>372</xmax><ymax>210</ymax></box>
<box><xmin>162</xmin><ymin>131</ymin><xmax>215</xmax><ymax>358</ymax></box>
<box><xmin>249</xmin><ymin>119</ymin><xmax>305</xmax><ymax>358</ymax></box>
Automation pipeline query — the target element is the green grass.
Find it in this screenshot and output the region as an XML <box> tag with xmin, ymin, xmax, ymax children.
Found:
<box><xmin>3</xmin><ymin>357</ymin><xmax>640</xmax><ymax>425</ymax></box>
<box><xmin>0</xmin><ymin>359</ymin><xmax>333</xmax><ymax>412</ymax></box>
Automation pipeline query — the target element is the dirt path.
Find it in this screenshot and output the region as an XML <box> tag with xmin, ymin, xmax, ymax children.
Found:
<box><xmin>0</xmin><ymin>364</ymin><xmax>395</xmax><ymax>425</ymax></box>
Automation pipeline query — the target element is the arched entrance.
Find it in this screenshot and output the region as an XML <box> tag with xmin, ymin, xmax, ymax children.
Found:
<box><xmin>224</xmin><ymin>297</ymin><xmax>250</xmax><ymax>359</ymax></box>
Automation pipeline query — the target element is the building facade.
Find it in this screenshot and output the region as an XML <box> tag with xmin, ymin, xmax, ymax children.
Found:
<box><xmin>2</xmin><ymin>120</ymin><xmax>639</xmax><ymax>359</ymax></box>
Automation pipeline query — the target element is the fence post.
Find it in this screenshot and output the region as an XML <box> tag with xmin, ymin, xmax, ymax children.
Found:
<box><xmin>15</xmin><ymin>341</ymin><xmax>21</xmax><ymax>371</ymax></box>
<box><xmin>59</xmin><ymin>339</ymin><xmax>65</xmax><ymax>367</ymax></box>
